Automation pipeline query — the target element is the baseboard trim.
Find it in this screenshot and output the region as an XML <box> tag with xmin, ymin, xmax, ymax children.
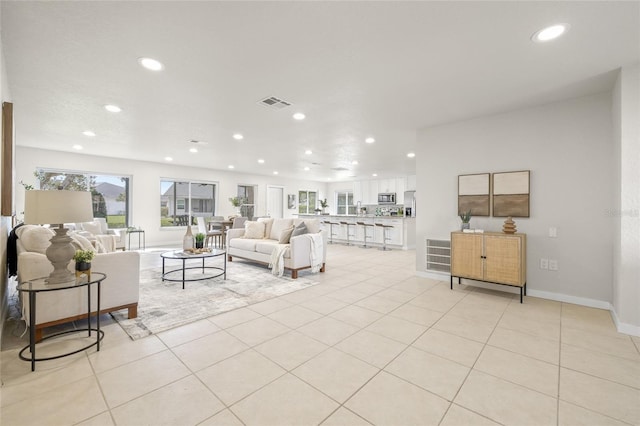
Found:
<box><xmin>526</xmin><ymin>288</ymin><xmax>611</xmax><ymax>310</ymax></box>
<box><xmin>610</xmin><ymin>307</ymin><xmax>640</xmax><ymax>337</ymax></box>
<box><xmin>415</xmin><ymin>271</ymin><xmax>639</xmax><ymax>336</ymax></box>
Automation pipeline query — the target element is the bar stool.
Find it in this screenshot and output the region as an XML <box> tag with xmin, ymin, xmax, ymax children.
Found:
<box><xmin>324</xmin><ymin>220</ymin><xmax>340</xmax><ymax>244</ymax></box>
<box><xmin>340</xmin><ymin>221</ymin><xmax>355</xmax><ymax>246</ymax></box>
<box><xmin>356</xmin><ymin>221</ymin><xmax>374</xmax><ymax>248</ymax></box>
<box><xmin>375</xmin><ymin>223</ymin><xmax>393</xmax><ymax>251</ymax></box>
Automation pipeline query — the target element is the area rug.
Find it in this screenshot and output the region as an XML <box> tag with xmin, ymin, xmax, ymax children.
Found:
<box><xmin>111</xmin><ymin>260</ymin><xmax>319</xmax><ymax>340</ymax></box>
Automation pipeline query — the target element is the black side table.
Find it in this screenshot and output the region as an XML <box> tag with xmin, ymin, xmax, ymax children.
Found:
<box><xmin>17</xmin><ymin>272</ymin><xmax>106</xmax><ymax>371</ymax></box>
<box><xmin>128</xmin><ymin>229</ymin><xmax>145</xmax><ymax>250</ymax></box>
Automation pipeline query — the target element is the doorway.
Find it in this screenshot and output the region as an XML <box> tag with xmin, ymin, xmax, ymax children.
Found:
<box><xmin>267</xmin><ymin>186</ymin><xmax>284</xmax><ymax>218</ymax></box>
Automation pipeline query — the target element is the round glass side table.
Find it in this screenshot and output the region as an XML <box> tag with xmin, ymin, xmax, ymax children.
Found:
<box><xmin>17</xmin><ymin>272</ymin><xmax>106</xmax><ymax>371</ymax></box>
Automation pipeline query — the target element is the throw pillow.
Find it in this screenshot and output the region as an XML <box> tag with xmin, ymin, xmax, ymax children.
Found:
<box><xmin>278</xmin><ymin>226</ymin><xmax>295</xmax><ymax>244</ymax></box>
<box><xmin>82</xmin><ymin>221</ymin><xmax>102</xmax><ymax>235</ymax></box>
<box><xmin>291</xmin><ymin>222</ymin><xmax>308</xmax><ymax>238</ymax></box>
<box><xmin>270</xmin><ymin>218</ymin><xmax>294</xmax><ymax>240</ymax></box>
<box><xmin>69</xmin><ymin>232</ymin><xmax>96</xmax><ymax>252</ymax></box>
<box><xmin>18</xmin><ymin>226</ymin><xmax>55</xmax><ymax>254</ymax></box>
<box><xmin>257</xmin><ymin>218</ymin><xmax>274</xmax><ymax>239</ymax></box>
<box><xmin>294</xmin><ymin>218</ymin><xmax>320</xmax><ymax>234</ymax></box>
<box><xmin>244</xmin><ymin>221</ymin><xmax>265</xmax><ymax>239</ymax></box>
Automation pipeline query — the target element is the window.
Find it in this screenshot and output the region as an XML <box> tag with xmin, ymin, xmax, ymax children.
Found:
<box><xmin>35</xmin><ymin>169</ymin><xmax>131</xmax><ymax>228</ymax></box>
<box><xmin>336</xmin><ymin>191</ymin><xmax>356</xmax><ymax>215</ymax></box>
<box><xmin>160</xmin><ymin>179</ymin><xmax>216</xmax><ymax>227</ymax></box>
<box><xmin>298</xmin><ymin>190</ymin><xmax>317</xmax><ymax>214</ymax></box>
<box><xmin>237</xmin><ymin>185</ymin><xmax>256</xmax><ymax>219</ymax></box>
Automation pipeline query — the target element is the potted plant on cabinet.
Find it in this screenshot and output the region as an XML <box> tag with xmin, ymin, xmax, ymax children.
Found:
<box><xmin>459</xmin><ymin>210</ymin><xmax>472</xmax><ymax>230</ymax></box>
<box><xmin>73</xmin><ymin>249</ymin><xmax>95</xmax><ymax>280</ymax></box>
<box><xmin>195</xmin><ymin>233</ymin><xmax>205</xmax><ymax>249</ymax></box>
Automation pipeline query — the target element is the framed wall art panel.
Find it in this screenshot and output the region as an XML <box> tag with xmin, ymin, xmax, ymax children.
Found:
<box><xmin>458</xmin><ymin>173</ymin><xmax>490</xmax><ymax>216</ymax></box>
<box><xmin>492</xmin><ymin>170</ymin><xmax>530</xmax><ymax>217</ymax></box>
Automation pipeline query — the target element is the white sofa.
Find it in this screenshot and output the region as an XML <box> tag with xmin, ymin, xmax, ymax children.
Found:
<box><xmin>226</xmin><ymin>218</ymin><xmax>326</xmax><ymax>279</ymax></box>
<box><xmin>15</xmin><ymin>225</ymin><xmax>140</xmax><ymax>341</ymax></box>
<box><xmin>77</xmin><ymin>217</ymin><xmax>126</xmax><ymax>250</ymax></box>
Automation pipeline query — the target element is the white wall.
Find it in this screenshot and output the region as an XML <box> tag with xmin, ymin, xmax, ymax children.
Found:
<box><xmin>416</xmin><ymin>93</ymin><xmax>615</xmax><ymax>307</ymax></box>
<box><xmin>15</xmin><ymin>147</ymin><xmax>327</xmax><ymax>246</ymax></box>
<box><xmin>611</xmin><ymin>64</ymin><xmax>640</xmax><ymax>334</ymax></box>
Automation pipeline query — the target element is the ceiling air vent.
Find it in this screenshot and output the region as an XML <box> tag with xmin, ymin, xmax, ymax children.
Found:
<box><xmin>331</xmin><ymin>167</ymin><xmax>349</xmax><ymax>171</ymax></box>
<box><xmin>259</xmin><ymin>96</ymin><xmax>292</xmax><ymax>109</ymax></box>
<box><xmin>188</xmin><ymin>139</ymin><xmax>208</xmax><ymax>145</ymax></box>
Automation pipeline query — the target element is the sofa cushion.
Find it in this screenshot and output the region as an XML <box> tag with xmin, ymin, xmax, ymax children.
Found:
<box><xmin>279</xmin><ymin>226</ymin><xmax>295</xmax><ymax>244</ymax></box>
<box><xmin>229</xmin><ymin>238</ymin><xmax>260</xmax><ymax>251</ymax></box>
<box><xmin>82</xmin><ymin>221</ymin><xmax>102</xmax><ymax>235</ymax></box>
<box><xmin>257</xmin><ymin>218</ymin><xmax>274</xmax><ymax>239</ymax></box>
<box><xmin>270</xmin><ymin>218</ymin><xmax>293</xmax><ymax>240</ymax></box>
<box><xmin>294</xmin><ymin>218</ymin><xmax>320</xmax><ymax>234</ymax></box>
<box><xmin>291</xmin><ymin>222</ymin><xmax>308</xmax><ymax>238</ymax></box>
<box><xmin>255</xmin><ymin>241</ymin><xmax>290</xmax><ymax>258</ymax></box>
<box><xmin>244</xmin><ymin>221</ymin><xmax>265</xmax><ymax>239</ymax></box>
<box><xmin>17</xmin><ymin>226</ymin><xmax>55</xmax><ymax>254</ymax></box>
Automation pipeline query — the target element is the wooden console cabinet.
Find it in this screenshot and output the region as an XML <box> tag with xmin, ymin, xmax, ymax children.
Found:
<box><xmin>450</xmin><ymin>231</ymin><xmax>527</xmax><ymax>302</ymax></box>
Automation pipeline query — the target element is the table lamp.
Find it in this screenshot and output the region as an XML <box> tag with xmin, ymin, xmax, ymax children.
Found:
<box><xmin>24</xmin><ymin>190</ymin><xmax>94</xmax><ymax>284</ymax></box>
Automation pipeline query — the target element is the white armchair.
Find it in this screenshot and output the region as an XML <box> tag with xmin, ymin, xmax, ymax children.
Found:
<box><xmin>79</xmin><ymin>218</ymin><xmax>126</xmax><ymax>251</ymax></box>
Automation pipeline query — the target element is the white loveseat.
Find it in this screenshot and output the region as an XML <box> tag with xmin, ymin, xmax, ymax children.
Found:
<box><xmin>15</xmin><ymin>225</ymin><xmax>140</xmax><ymax>341</ymax></box>
<box><xmin>226</xmin><ymin>218</ymin><xmax>327</xmax><ymax>279</ymax></box>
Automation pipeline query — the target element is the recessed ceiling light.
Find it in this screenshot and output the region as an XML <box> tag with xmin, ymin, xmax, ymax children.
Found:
<box><xmin>138</xmin><ymin>57</ymin><xmax>164</xmax><ymax>71</ymax></box>
<box><xmin>164</xmin><ymin>156</ymin><xmax>173</xmax><ymax>162</ymax></box>
<box><xmin>189</xmin><ymin>147</ymin><xmax>198</xmax><ymax>153</ymax></box>
<box><xmin>293</xmin><ymin>112</ymin><xmax>306</xmax><ymax>120</ymax></box>
<box><xmin>104</xmin><ymin>104</ymin><xmax>121</xmax><ymax>113</ymax></box>
<box><xmin>273</xmin><ymin>171</ymin><xmax>279</xmax><ymax>175</ymax></box>
<box><xmin>365</xmin><ymin>137</ymin><xmax>375</xmax><ymax>144</ymax></box>
<box><xmin>82</xmin><ymin>130</ymin><xmax>96</xmax><ymax>137</ymax></box>
<box><xmin>73</xmin><ymin>144</ymin><xmax>83</xmax><ymax>150</ymax></box>
<box><xmin>372</xmin><ymin>173</ymin><xmax>378</xmax><ymax>177</ymax></box>
<box><xmin>228</xmin><ymin>165</ymin><xmax>235</xmax><ymax>169</ymax></box>
<box><xmin>304</xmin><ymin>167</ymin><xmax>310</xmax><ymax>171</ymax></box>
<box><xmin>352</xmin><ymin>160</ymin><xmax>359</xmax><ymax>165</ymax></box>
<box><xmin>258</xmin><ymin>159</ymin><xmax>265</xmax><ymax>164</ymax></box>
<box><xmin>532</xmin><ymin>24</ymin><xmax>569</xmax><ymax>42</ymax></box>
<box><xmin>407</xmin><ymin>152</ymin><xmax>416</xmax><ymax>158</ymax></box>
<box><xmin>233</xmin><ymin>133</ymin><xmax>243</xmax><ymax>140</ymax></box>
<box><xmin>305</xmin><ymin>150</ymin><xmax>312</xmax><ymax>155</ymax></box>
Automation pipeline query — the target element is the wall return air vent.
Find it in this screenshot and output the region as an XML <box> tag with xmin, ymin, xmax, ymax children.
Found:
<box><xmin>259</xmin><ymin>96</ymin><xmax>292</xmax><ymax>109</ymax></box>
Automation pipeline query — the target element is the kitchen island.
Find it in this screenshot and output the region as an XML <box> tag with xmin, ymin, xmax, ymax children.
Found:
<box><xmin>299</xmin><ymin>215</ymin><xmax>416</xmax><ymax>250</ymax></box>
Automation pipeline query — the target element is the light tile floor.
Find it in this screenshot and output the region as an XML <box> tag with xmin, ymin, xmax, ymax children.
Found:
<box><xmin>2</xmin><ymin>244</ymin><xmax>639</xmax><ymax>426</ymax></box>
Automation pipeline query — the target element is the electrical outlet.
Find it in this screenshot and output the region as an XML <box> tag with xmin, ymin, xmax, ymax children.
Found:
<box><xmin>549</xmin><ymin>227</ymin><xmax>557</xmax><ymax>238</ymax></box>
<box><xmin>540</xmin><ymin>258</ymin><xmax>549</xmax><ymax>269</ymax></box>
<box><xmin>549</xmin><ymin>259</ymin><xmax>558</xmax><ymax>271</ymax></box>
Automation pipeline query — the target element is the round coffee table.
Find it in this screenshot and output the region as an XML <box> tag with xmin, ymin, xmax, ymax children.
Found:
<box><xmin>161</xmin><ymin>249</ymin><xmax>226</xmax><ymax>289</ymax></box>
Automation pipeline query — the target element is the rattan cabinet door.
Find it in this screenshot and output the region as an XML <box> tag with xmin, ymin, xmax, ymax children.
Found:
<box><xmin>484</xmin><ymin>235</ymin><xmax>523</xmax><ymax>285</ymax></box>
<box><xmin>451</xmin><ymin>233</ymin><xmax>484</xmax><ymax>280</ymax></box>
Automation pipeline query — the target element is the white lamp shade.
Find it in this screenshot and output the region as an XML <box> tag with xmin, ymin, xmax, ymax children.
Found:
<box><xmin>24</xmin><ymin>190</ymin><xmax>94</xmax><ymax>225</ymax></box>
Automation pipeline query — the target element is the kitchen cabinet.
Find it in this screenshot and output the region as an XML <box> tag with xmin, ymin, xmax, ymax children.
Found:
<box><xmin>395</xmin><ymin>178</ymin><xmax>406</xmax><ymax>205</ymax></box>
<box><xmin>450</xmin><ymin>231</ymin><xmax>527</xmax><ymax>302</ymax></box>
<box><xmin>353</xmin><ymin>181</ymin><xmax>363</xmax><ymax>203</ymax></box>
<box><xmin>407</xmin><ymin>175</ymin><xmax>416</xmax><ymax>191</ymax></box>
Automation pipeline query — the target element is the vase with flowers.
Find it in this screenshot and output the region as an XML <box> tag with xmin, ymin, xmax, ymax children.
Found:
<box><xmin>459</xmin><ymin>210</ymin><xmax>471</xmax><ymax>230</ymax></box>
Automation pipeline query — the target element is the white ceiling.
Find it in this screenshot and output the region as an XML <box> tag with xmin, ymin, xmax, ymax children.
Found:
<box><xmin>2</xmin><ymin>1</ymin><xmax>638</xmax><ymax>182</ymax></box>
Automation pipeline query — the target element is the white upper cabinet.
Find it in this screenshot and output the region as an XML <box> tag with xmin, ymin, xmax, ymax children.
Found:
<box><xmin>353</xmin><ymin>180</ymin><xmax>363</xmax><ymax>203</ymax></box>
<box><xmin>407</xmin><ymin>175</ymin><xmax>416</xmax><ymax>191</ymax></box>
